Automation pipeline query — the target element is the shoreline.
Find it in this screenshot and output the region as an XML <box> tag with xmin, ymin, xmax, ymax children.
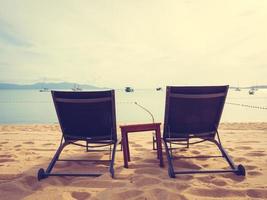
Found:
<box><xmin>1</xmin><ymin>121</ymin><xmax>267</xmax><ymax>130</ymax></box>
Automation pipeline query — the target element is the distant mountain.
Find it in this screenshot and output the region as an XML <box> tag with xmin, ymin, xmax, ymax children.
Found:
<box><xmin>0</xmin><ymin>82</ymin><xmax>107</xmax><ymax>90</ymax></box>
<box><xmin>251</xmin><ymin>85</ymin><xmax>267</xmax><ymax>89</ymax></box>
<box><xmin>230</xmin><ymin>85</ymin><xmax>267</xmax><ymax>89</ymax></box>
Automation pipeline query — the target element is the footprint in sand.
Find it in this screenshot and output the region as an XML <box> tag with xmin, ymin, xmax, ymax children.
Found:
<box><xmin>234</xmin><ymin>157</ymin><xmax>251</xmax><ymax>162</ymax></box>
<box><xmin>201</xmin><ymin>164</ymin><xmax>210</xmax><ymax>168</ymax></box>
<box><xmin>54</xmin><ymin>161</ymin><xmax>73</xmax><ymax>169</ymax></box>
<box><xmin>0</xmin><ymin>158</ymin><xmax>15</xmax><ymax>163</ymax></box>
<box><xmin>188</xmin><ymin>187</ymin><xmax>246</xmax><ymax>198</ymax></box>
<box><xmin>133</xmin><ymin>176</ymin><xmax>161</xmax><ymax>187</ymax></box>
<box><xmin>245</xmin><ymin>165</ymin><xmax>257</xmax><ymax>170</ymax></box>
<box><xmin>197</xmin><ymin>176</ymin><xmax>227</xmax><ymax>186</ymax></box>
<box><xmin>0</xmin><ymin>142</ymin><xmax>8</xmax><ymax>145</ymax></box>
<box><xmin>116</xmin><ymin>189</ymin><xmax>144</xmax><ymax>200</ymax></box>
<box><xmin>42</xmin><ymin>143</ymin><xmax>54</xmax><ymax>146</ymax></box>
<box><xmin>172</xmin><ymin>160</ymin><xmax>202</xmax><ymax>170</ymax></box>
<box><xmin>162</xmin><ymin>181</ymin><xmax>190</xmax><ymax>191</ymax></box>
<box><xmin>71</xmin><ymin>191</ymin><xmax>91</xmax><ymax>200</ymax></box>
<box><xmin>142</xmin><ymin>158</ymin><xmax>159</xmax><ymax>164</ymax></box>
<box><xmin>19</xmin><ymin>175</ymin><xmax>40</xmax><ymax>190</ymax></box>
<box><xmin>96</xmin><ymin>188</ymin><xmax>143</xmax><ymax>200</ymax></box>
<box><xmin>131</xmin><ymin>156</ymin><xmax>142</xmax><ymax>161</ymax></box>
<box><xmin>248</xmin><ymin>171</ymin><xmax>263</xmax><ymax>176</ymax></box>
<box><xmin>0</xmin><ymin>174</ymin><xmax>23</xmax><ymax>181</ymax></box>
<box><xmin>226</xmin><ymin>147</ymin><xmax>234</xmax><ymax>152</ymax></box>
<box><xmin>220</xmin><ymin>173</ymin><xmax>246</xmax><ymax>182</ymax></box>
<box><xmin>173</xmin><ymin>175</ymin><xmax>193</xmax><ymax>181</ymax></box>
<box><xmin>148</xmin><ymin>188</ymin><xmax>187</xmax><ymax>200</ymax></box>
<box><xmin>72</xmin><ymin>179</ymin><xmax>125</xmax><ymax>188</ymax></box>
<box><xmin>129</xmin><ymin>141</ymin><xmax>136</xmax><ymax>145</ymax></box>
<box><xmin>131</xmin><ymin>144</ymin><xmax>142</xmax><ymax>148</ymax></box>
<box><xmin>177</xmin><ymin>148</ymin><xmax>188</xmax><ymax>152</ymax></box>
<box><xmin>134</xmin><ymin>167</ymin><xmax>162</xmax><ymax>175</ymax></box>
<box><xmin>236</xmin><ymin>146</ymin><xmax>253</xmax><ymax>150</ymax></box>
<box><xmin>28</xmin><ymin>148</ymin><xmax>57</xmax><ymax>151</ymax></box>
<box><xmin>135</xmin><ymin>148</ymin><xmax>147</xmax><ymax>152</ymax></box>
<box><xmin>196</xmin><ymin>157</ymin><xmax>209</xmax><ymax>161</ymax></box>
<box><xmin>237</xmin><ymin>140</ymin><xmax>260</xmax><ymax>144</ymax></box>
<box><xmin>23</xmin><ymin>141</ymin><xmax>34</xmax><ymax>144</ymax></box>
<box><xmin>175</xmin><ymin>182</ymin><xmax>190</xmax><ymax>191</ymax></box>
<box><xmin>246</xmin><ymin>189</ymin><xmax>267</xmax><ymax>199</ymax></box>
<box><xmin>245</xmin><ymin>152</ymin><xmax>267</xmax><ymax>157</ymax></box>
<box><xmin>0</xmin><ymin>155</ymin><xmax>12</xmax><ymax>158</ymax></box>
<box><xmin>191</xmin><ymin>150</ymin><xmax>200</xmax><ymax>155</ymax></box>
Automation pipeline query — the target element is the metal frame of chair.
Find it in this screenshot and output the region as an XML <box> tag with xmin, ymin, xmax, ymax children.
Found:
<box><xmin>38</xmin><ymin>90</ymin><xmax>117</xmax><ymax>180</ymax></box>
<box><xmin>163</xmin><ymin>86</ymin><xmax>246</xmax><ymax>178</ymax></box>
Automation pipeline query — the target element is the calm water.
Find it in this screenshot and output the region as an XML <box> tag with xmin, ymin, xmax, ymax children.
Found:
<box><xmin>0</xmin><ymin>89</ymin><xmax>266</xmax><ymax>124</ymax></box>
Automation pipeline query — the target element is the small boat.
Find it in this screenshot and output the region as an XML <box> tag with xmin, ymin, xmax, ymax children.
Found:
<box><xmin>125</xmin><ymin>87</ymin><xmax>134</xmax><ymax>92</ymax></box>
<box><xmin>39</xmin><ymin>88</ymin><xmax>50</xmax><ymax>92</ymax></box>
<box><xmin>72</xmin><ymin>84</ymin><xmax>82</xmax><ymax>91</ymax></box>
<box><xmin>235</xmin><ymin>87</ymin><xmax>241</xmax><ymax>91</ymax></box>
<box><xmin>156</xmin><ymin>87</ymin><xmax>162</xmax><ymax>91</ymax></box>
<box><xmin>248</xmin><ymin>88</ymin><xmax>255</xmax><ymax>95</ymax></box>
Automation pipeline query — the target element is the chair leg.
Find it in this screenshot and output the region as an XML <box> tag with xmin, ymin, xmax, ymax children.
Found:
<box><xmin>109</xmin><ymin>143</ymin><xmax>117</xmax><ymax>178</ymax></box>
<box><xmin>163</xmin><ymin>140</ymin><xmax>175</xmax><ymax>178</ymax></box>
<box><xmin>38</xmin><ymin>140</ymin><xmax>117</xmax><ymax>181</ymax></box>
<box><xmin>38</xmin><ymin>142</ymin><xmax>67</xmax><ymax>180</ymax></box>
<box><xmin>163</xmin><ymin>138</ymin><xmax>246</xmax><ymax>177</ymax></box>
<box><xmin>213</xmin><ymin>140</ymin><xmax>246</xmax><ymax>176</ymax></box>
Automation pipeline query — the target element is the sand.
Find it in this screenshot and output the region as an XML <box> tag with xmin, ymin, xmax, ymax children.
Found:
<box><xmin>0</xmin><ymin>123</ymin><xmax>267</xmax><ymax>200</ymax></box>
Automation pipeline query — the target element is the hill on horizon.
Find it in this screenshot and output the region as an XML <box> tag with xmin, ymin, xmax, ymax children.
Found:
<box><xmin>0</xmin><ymin>82</ymin><xmax>107</xmax><ymax>90</ymax></box>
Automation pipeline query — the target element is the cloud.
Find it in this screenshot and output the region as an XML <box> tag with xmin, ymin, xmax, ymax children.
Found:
<box><xmin>0</xmin><ymin>1</ymin><xmax>267</xmax><ymax>87</ymax></box>
<box><xmin>0</xmin><ymin>19</ymin><xmax>32</xmax><ymax>47</ymax></box>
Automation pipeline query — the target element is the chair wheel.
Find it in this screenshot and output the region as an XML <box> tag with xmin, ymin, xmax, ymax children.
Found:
<box><xmin>168</xmin><ymin>167</ymin><xmax>175</xmax><ymax>178</ymax></box>
<box><xmin>236</xmin><ymin>164</ymin><xmax>246</xmax><ymax>176</ymax></box>
<box><xmin>37</xmin><ymin>168</ymin><xmax>47</xmax><ymax>181</ymax></box>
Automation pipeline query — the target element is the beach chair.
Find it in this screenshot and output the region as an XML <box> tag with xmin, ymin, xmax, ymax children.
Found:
<box><xmin>37</xmin><ymin>90</ymin><xmax>117</xmax><ymax>180</ymax></box>
<box><xmin>163</xmin><ymin>86</ymin><xmax>246</xmax><ymax>178</ymax></box>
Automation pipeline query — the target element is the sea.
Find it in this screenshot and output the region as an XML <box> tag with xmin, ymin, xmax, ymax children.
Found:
<box><xmin>0</xmin><ymin>89</ymin><xmax>266</xmax><ymax>124</ymax></box>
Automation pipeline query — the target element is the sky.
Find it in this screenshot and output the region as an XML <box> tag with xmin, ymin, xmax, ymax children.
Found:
<box><xmin>0</xmin><ymin>0</ymin><xmax>266</xmax><ymax>88</ymax></box>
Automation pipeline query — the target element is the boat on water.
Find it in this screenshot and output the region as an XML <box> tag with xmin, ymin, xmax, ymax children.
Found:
<box><xmin>39</xmin><ymin>88</ymin><xmax>50</xmax><ymax>92</ymax></box>
<box><xmin>72</xmin><ymin>84</ymin><xmax>82</xmax><ymax>91</ymax></box>
<box><xmin>125</xmin><ymin>87</ymin><xmax>134</xmax><ymax>92</ymax></box>
<box><xmin>248</xmin><ymin>88</ymin><xmax>255</xmax><ymax>95</ymax></box>
<box><xmin>235</xmin><ymin>87</ymin><xmax>241</xmax><ymax>91</ymax></box>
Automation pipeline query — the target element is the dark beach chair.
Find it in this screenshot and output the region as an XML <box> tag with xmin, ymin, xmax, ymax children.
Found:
<box><xmin>37</xmin><ymin>90</ymin><xmax>117</xmax><ymax>180</ymax></box>
<box><xmin>163</xmin><ymin>86</ymin><xmax>245</xmax><ymax>178</ymax></box>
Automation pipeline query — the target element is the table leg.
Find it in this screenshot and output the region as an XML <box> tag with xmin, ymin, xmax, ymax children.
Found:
<box><xmin>156</xmin><ymin>126</ymin><xmax>164</xmax><ymax>167</ymax></box>
<box><xmin>126</xmin><ymin>133</ymin><xmax>130</xmax><ymax>161</ymax></box>
<box><xmin>122</xmin><ymin>131</ymin><xmax>128</xmax><ymax>168</ymax></box>
<box><xmin>155</xmin><ymin>132</ymin><xmax>159</xmax><ymax>159</ymax></box>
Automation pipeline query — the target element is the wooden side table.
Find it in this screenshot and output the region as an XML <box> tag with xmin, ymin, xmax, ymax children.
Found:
<box><xmin>120</xmin><ymin>123</ymin><xmax>164</xmax><ymax>168</ymax></box>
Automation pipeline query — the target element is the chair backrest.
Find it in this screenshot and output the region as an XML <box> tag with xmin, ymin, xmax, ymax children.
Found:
<box><xmin>163</xmin><ymin>86</ymin><xmax>228</xmax><ymax>138</ymax></box>
<box><xmin>52</xmin><ymin>90</ymin><xmax>117</xmax><ymax>141</ymax></box>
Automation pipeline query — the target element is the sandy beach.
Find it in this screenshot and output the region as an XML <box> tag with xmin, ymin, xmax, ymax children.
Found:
<box><xmin>0</xmin><ymin>123</ymin><xmax>267</xmax><ymax>200</ymax></box>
